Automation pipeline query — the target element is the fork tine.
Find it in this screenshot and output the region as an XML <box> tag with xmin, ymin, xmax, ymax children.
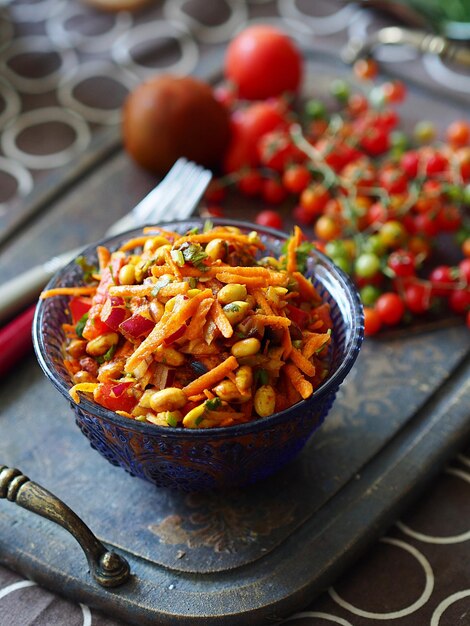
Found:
<box><xmin>107</xmin><ymin>158</ymin><xmax>212</xmax><ymax>235</ymax></box>
<box><xmin>170</xmin><ymin>168</ymin><xmax>212</xmax><ymax>221</ymax></box>
<box><xmin>141</xmin><ymin>161</ymin><xmax>202</xmax><ymax>223</ymax></box>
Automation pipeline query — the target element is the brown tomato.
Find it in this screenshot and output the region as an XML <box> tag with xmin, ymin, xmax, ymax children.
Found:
<box><xmin>122</xmin><ymin>75</ymin><xmax>231</xmax><ymax>175</ymax></box>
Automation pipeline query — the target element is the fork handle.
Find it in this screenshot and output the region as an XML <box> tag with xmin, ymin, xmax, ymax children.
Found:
<box><xmin>0</xmin><ymin>248</ymin><xmax>80</xmax><ymax>325</ymax></box>
<box><xmin>0</xmin><ymin>465</ymin><xmax>130</xmax><ymax>587</ymax></box>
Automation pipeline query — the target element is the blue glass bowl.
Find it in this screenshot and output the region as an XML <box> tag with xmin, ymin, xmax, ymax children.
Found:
<box><xmin>33</xmin><ymin>219</ymin><xmax>364</xmax><ymax>492</ymax></box>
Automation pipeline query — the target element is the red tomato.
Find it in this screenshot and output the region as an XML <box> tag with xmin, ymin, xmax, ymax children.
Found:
<box><xmin>262</xmin><ymin>178</ymin><xmax>288</xmax><ymax>204</ymax></box>
<box><xmin>404</xmin><ymin>282</ymin><xmax>431</xmax><ymax>314</ymax></box>
<box><xmin>459</xmin><ymin>258</ymin><xmax>470</xmax><ymax>283</ymax></box>
<box><xmin>255</xmin><ymin>209</ymin><xmax>283</xmax><ymax>230</ymax></box>
<box><xmin>238</xmin><ymin>169</ymin><xmax>264</xmax><ymax>197</ymax></box>
<box><xmin>363</xmin><ymin>307</ymin><xmax>382</xmax><ymax>336</ymax></box>
<box><xmin>282</xmin><ymin>164</ymin><xmax>311</xmax><ymax>194</ymax></box>
<box><xmin>430</xmin><ymin>265</ymin><xmax>457</xmax><ymax>297</ymax></box>
<box><xmin>446</xmin><ymin>120</ymin><xmax>470</xmax><ymax>147</ymax></box>
<box><xmin>360</xmin><ymin>126</ymin><xmax>390</xmax><ymax>156</ymax></box>
<box><xmin>224</xmin><ymin>25</ymin><xmax>303</xmax><ymax>100</ymax></box>
<box><xmin>258</xmin><ymin>130</ymin><xmax>303</xmax><ymax>172</ymax></box>
<box><xmin>94</xmin><ymin>382</ymin><xmax>137</xmax><ymax>414</ymax></box>
<box><xmin>449</xmin><ymin>288</ymin><xmax>470</xmax><ymax>314</ymax></box>
<box><xmin>223</xmin><ymin>100</ymin><xmax>288</xmax><ymax>173</ymax></box>
<box><xmin>400</xmin><ymin>151</ymin><xmax>420</xmax><ymax>178</ymax></box>
<box><xmin>382</xmin><ymin>80</ymin><xmax>407</xmax><ymax>104</ymax></box>
<box><xmin>379</xmin><ymin>167</ymin><xmax>408</xmax><ymax>195</ymax></box>
<box><xmin>69</xmin><ymin>296</ymin><xmax>92</xmax><ymax>325</ymax></box>
<box><xmin>375</xmin><ymin>292</ymin><xmax>405</xmax><ymax>326</ymax></box>
<box><xmin>387</xmin><ymin>249</ymin><xmax>416</xmax><ymax>278</ymax></box>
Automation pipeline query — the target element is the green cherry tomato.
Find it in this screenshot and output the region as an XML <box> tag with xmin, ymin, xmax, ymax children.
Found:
<box><xmin>413</xmin><ymin>120</ymin><xmax>437</xmax><ymax>144</ymax></box>
<box><xmin>363</xmin><ymin>234</ymin><xmax>386</xmax><ymax>256</ymax></box>
<box><xmin>360</xmin><ymin>284</ymin><xmax>382</xmax><ymax>306</ymax></box>
<box><xmin>379</xmin><ymin>220</ymin><xmax>407</xmax><ymax>248</ymax></box>
<box><xmin>330</xmin><ymin>79</ymin><xmax>350</xmax><ymax>102</ymax></box>
<box><xmin>305</xmin><ymin>99</ymin><xmax>327</xmax><ymax>120</ymax></box>
<box><xmin>355</xmin><ymin>252</ymin><xmax>381</xmax><ymax>278</ymax></box>
<box><xmin>332</xmin><ymin>256</ymin><xmax>352</xmax><ymax>273</ymax></box>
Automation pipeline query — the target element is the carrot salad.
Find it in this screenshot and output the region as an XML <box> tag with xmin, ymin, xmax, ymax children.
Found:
<box><xmin>41</xmin><ymin>224</ymin><xmax>333</xmax><ymax>429</ymax></box>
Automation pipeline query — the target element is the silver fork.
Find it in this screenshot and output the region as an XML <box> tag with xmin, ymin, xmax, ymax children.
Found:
<box><xmin>0</xmin><ymin>158</ymin><xmax>212</xmax><ymax>324</ymax></box>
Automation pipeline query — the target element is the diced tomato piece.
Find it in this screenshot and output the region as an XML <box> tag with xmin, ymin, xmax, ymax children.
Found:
<box><xmin>286</xmin><ymin>304</ymin><xmax>309</xmax><ymax>329</ymax></box>
<box><xmin>69</xmin><ymin>296</ymin><xmax>92</xmax><ymax>325</ymax></box>
<box><xmin>93</xmin><ymin>382</ymin><xmax>137</xmax><ymax>413</ymax></box>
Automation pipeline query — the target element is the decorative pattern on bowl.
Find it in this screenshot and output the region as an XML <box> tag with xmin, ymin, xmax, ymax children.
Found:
<box><xmin>33</xmin><ymin>219</ymin><xmax>364</xmax><ymax>491</ymax></box>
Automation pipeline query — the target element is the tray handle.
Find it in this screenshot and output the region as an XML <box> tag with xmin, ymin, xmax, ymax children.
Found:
<box><xmin>0</xmin><ymin>465</ymin><xmax>130</xmax><ymax>588</ymax></box>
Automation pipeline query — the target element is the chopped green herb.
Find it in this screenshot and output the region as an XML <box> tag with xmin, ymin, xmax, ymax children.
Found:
<box><xmin>203</xmin><ymin>219</ymin><xmax>213</xmax><ymax>233</ymax></box>
<box><xmin>151</xmin><ymin>274</ymin><xmax>172</xmax><ymax>297</ymax></box>
<box><xmin>75</xmin><ymin>256</ymin><xmax>97</xmax><ymax>282</ymax></box>
<box><xmin>292</xmin><ymin>340</ymin><xmax>302</xmax><ymax>349</ymax></box>
<box><xmin>187</xmin><ymin>226</ymin><xmax>199</xmax><ymax>235</ymax></box>
<box><xmin>180</xmin><ymin>243</ymin><xmax>208</xmax><ymax>271</ymax></box>
<box><xmin>295</xmin><ymin>240</ymin><xmax>315</xmax><ymax>274</ymax></box>
<box><xmin>96</xmin><ymin>344</ymin><xmax>117</xmax><ymax>364</ymax></box>
<box><xmin>255</xmin><ymin>369</ymin><xmax>269</xmax><ymax>386</ymax></box>
<box><xmin>205</xmin><ymin>397</ymin><xmax>222</xmax><ymax>411</ymax></box>
<box><xmin>166</xmin><ymin>413</ymin><xmax>179</xmax><ymax>427</ymax></box>
<box><xmin>75</xmin><ymin>313</ymin><xmax>89</xmax><ymax>338</ymax></box>
<box><xmin>194</xmin><ymin>415</ymin><xmax>205</xmax><ymax>426</ymax></box>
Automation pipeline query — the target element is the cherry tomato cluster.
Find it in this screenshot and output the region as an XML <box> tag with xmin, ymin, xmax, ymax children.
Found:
<box><xmin>204</xmin><ymin>65</ymin><xmax>470</xmax><ymax>336</ymax></box>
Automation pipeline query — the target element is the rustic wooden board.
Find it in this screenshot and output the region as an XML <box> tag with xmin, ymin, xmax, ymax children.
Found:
<box><xmin>0</xmin><ymin>53</ymin><xmax>469</xmax><ymax>625</ymax></box>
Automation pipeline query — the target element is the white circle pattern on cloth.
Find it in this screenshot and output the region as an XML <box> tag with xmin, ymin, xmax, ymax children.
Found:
<box><xmin>46</xmin><ymin>2</ymin><xmax>133</xmax><ymax>52</ymax></box>
<box><xmin>0</xmin><ymin>35</ymin><xmax>79</xmax><ymax>95</ymax></box>
<box><xmin>111</xmin><ymin>19</ymin><xmax>199</xmax><ymax>80</ymax></box>
<box><xmin>328</xmin><ymin>537</ymin><xmax>435</xmax><ymax>619</ymax></box>
<box><xmin>1</xmin><ymin>106</ymin><xmax>91</xmax><ymax>169</ymax></box>
<box><xmin>57</xmin><ymin>60</ymin><xmax>137</xmax><ymax>124</ymax></box>
<box><xmin>163</xmin><ymin>0</ymin><xmax>249</xmax><ymax>44</ymax></box>
<box><xmin>396</xmin><ymin>468</ymin><xmax>470</xmax><ymax>544</ymax></box>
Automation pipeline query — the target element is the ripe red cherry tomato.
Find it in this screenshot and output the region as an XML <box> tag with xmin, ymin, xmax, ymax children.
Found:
<box><xmin>224</xmin><ymin>25</ymin><xmax>303</xmax><ymax>100</ymax></box>
<box><xmin>375</xmin><ymin>292</ymin><xmax>405</xmax><ymax>326</ymax></box>
<box><xmin>446</xmin><ymin>120</ymin><xmax>470</xmax><ymax>148</ymax></box>
<box><xmin>223</xmin><ymin>100</ymin><xmax>288</xmax><ymax>173</ymax></box>
<box><xmin>387</xmin><ymin>249</ymin><xmax>416</xmax><ymax>278</ymax></box>
<box><xmin>404</xmin><ymin>282</ymin><xmax>431</xmax><ymax>314</ymax></box>
<box><xmin>429</xmin><ymin>265</ymin><xmax>457</xmax><ymax>297</ymax></box>
<box><xmin>363</xmin><ymin>307</ymin><xmax>382</xmax><ymax>336</ymax></box>
<box><xmin>255</xmin><ymin>209</ymin><xmax>283</xmax><ymax>230</ymax></box>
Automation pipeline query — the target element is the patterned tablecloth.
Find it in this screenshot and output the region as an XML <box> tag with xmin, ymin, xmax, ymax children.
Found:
<box><xmin>0</xmin><ymin>1</ymin><xmax>469</xmax><ymax>625</ymax></box>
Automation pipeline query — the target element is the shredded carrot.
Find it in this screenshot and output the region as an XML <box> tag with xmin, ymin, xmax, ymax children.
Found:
<box><xmin>210</xmin><ymin>300</ymin><xmax>233</xmax><ymax>338</ymax></box>
<box><xmin>286</xmin><ymin>226</ymin><xmax>303</xmax><ymax>273</ymax></box>
<box><xmin>174</xmin><ymin>232</ymin><xmax>265</xmax><ymax>249</ymax></box>
<box><xmin>125</xmin><ymin>290</ymin><xmax>212</xmax><ymax>374</ymax></box>
<box><xmin>97</xmin><ymin>246</ymin><xmax>111</xmax><ymax>272</ymax></box>
<box><xmin>289</xmin><ymin>347</ymin><xmax>316</xmax><ymax>377</ymax></box>
<box><xmin>215</xmin><ymin>273</ymin><xmax>269</xmax><ymax>288</ymax></box>
<box><xmin>253</xmin><ymin>289</ymin><xmax>274</xmax><ymax>315</ymax></box>
<box><xmin>41</xmin><ymin>286</ymin><xmax>96</xmax><ymax>299</ymax></box>
<box><xmin>119</xmin><ymin>235</ymin><xmax>169</xmax><ymax>252</ymax></box>
<box><xmin>282</xmin><ymin>326</ymin><xmax>293</xmax><ymax>359</ymax></box>
<box><xmin>185</xmin><ymin>297</ymin><xmax>215</xmax><ymax>340</ymax></box>
<box><xmin>283</xmin><ymin>363</ymin><xmax>313</xmax><ymax>399</ymax></box>
<box><xmin>293</xmin><ymin>271</ymin><xmax>321</xmax><ymax>302</ymax></box>
<box><xmin>163</xmin><ymin>247</ymin><xmax>182</xmax><ymax>281</ymax></box>
<box><xmin>303</xmin><ymin>332</ymin><xmax>331</xmax><ymax>360</ymax></box>
<box><xmin>249</xmin><ymin>314</ymin><xmax>291</xmax><ymax>328</ymax></box>
<box><xmin>109</xmin><ymin>282</ymin><xmax>189</xmax><ymax>298</ymax></box>
<box><xmin>182</xmin><ymin>355</ymin><xmax>238</xmax><ymax>397</ymax></box>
